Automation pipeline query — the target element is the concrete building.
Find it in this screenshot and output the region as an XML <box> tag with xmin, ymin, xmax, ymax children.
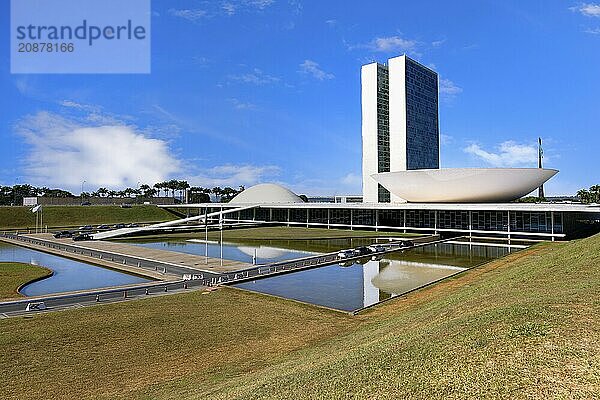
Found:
<box><xmin>362</xmin><ymin>55</ymin><xmax>439</xmax><ymax>203</ymax></box>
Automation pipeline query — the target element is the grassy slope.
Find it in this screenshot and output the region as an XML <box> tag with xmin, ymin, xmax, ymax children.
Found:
<box><xmin>0</xmin><ymin>262</ymin><xmax>51</xmax><ymax>300</ymax></box>
<box><xmin>0</xmin><ymin>205</ymin><xmax>176</xmax><ymax>230</ymax></box>
<box><xmin>0</xmin><ymin>234</ymin><xmax>599</xmax><ymax>399</ymax></box>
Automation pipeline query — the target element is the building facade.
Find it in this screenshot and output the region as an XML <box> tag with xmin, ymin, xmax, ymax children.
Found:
<box><xmin>165</xmin><ymin>202</ymin><xmax>600</xmax><ymax>242</ymax></box>
<box><xmin>362</xmin><ymin>55</ymin><xmax>440</xmax><ymax>203</ymax></box>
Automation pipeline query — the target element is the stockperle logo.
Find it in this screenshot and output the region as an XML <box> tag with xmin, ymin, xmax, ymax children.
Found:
<box><xmin>11</xmin><ymin>0</ymin><xmax>151</xmax><ymax>74</ymax></box>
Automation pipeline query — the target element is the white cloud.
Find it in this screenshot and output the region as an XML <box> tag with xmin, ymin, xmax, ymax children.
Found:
<box><xmin>246</xmin><ymin>0</ymin><xmax>274</xmax><ymax>9</ymax></box>
<box><xmin>228</xmin><ymin>98</ymin><xmax>257</xmax><ymax>110</ymax></box>
<box><xmin>168</xmin><ymin>8</ymin><xmax>208</xmax><ymax>21</ymax></box>
<box><xmin>325</xmin><ymin>19</ymin><xmax>337</xmax><ymax>26</ymax></box>
<box><xmin>360</xmin><ymin>35</ymin><xmax>418</xmax><ymax>53</ymax></box>
<box><xmin>571</xmin><ymin>3</ymin><xmax>600</xmax><ymax>17</ymax></box>
<box><xmin>16</xmin><ymin>112</ymin><xmax>181</xmax><ymax>191</ymax></box>
<box><xmin>585</xmin><ymin>27</ymin><xmax>600</xmax><ymax>34</ymax></box>
<box><xmin>341</xmin><ymin>172</ymin><xmax>361</xmax><ymax>187</ymax></box>
<box><xmin>222</xmin><ymin>2</ymin><xmax>236</xmax><ymax>15</ymax></box>
<box><xmin>59</xmin><ymin>100</ymin><xmax>101</xmax><ymax>113</ymax></box>
<box><xmin>298</xmin><ymin>60</ymin><xmax>334</xmax><ymax>80</ymax></box>
<box><xmin>189</xmin><ymin>164</ymin><xmax>280</xmax><ymax>187</ymax></box>
<box><xmin>439</xmin><ymin>78</ymin><xmax>462</xmax><ymax>98</ymax></box>
<box><xmin>431</xmin><ymin>39</ymin><xmax>446</xmax><ymax>47</ymax></box>
<box><xmin>228</xmin><ymin>68</ymin><xmax>280</xmax><ymax>85</ymax></box>
<box><xmin>464</xmin><ymin>141</ymin><xmax>539</xmax><ymax>167</ymax></box>
<box><xmin>440</xmin><ymin>134</ymin><xmax>453</xmax><ymax>145</ymax></box>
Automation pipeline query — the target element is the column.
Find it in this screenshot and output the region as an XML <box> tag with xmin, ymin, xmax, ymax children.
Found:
<box><xmin>507</xmin><ymin>210</ymin><xmax>511</xmax><ymax>242</ymax></box>
<box><xmin>551</xmin><ymin>211</ymin><xmax>555</xmax><ymax>242</ymax></box>
<box><xmin>469</xmin><ymin>210</ymin><xmax>472</xmax><ymax>239</ymax></box>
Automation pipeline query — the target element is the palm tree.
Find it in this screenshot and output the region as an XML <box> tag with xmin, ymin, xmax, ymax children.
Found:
<box><xmin>577</xmin><ymin>189</ymin><xmax>591</xmax><ymax>204</ymax></box>
<box><xmin>139</xmin><ymin>184</ymin><xmax>151</xmax><ymax>197</ymax></box>
<box><xmin>153</xmin><ymin>182</ymin><xmax>162</xmax><ymax>197</ymax></box>
<box><xmin>178</xmin><ymin>180</ymin><xmax>190</xmax><ymax>202</ymax></box>
<box><xmin>212</xmin><ymin>187</ymin><xmax>222</xmax><ymax>202</ymax></box>
<box><xmin>589</xmin><ymin>185</ymin><xmax>600</xmax><ymax>203</ymax></box>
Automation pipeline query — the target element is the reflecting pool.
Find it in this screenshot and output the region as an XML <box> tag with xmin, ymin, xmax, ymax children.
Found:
<box><xmin>122</xmin><ymin>236</ymin><xmax>397</xmax><ymax>264</ymax></box>
<box><xmin>125</xmin><ymin>238</ymin><xmax>320</xmax><ymax>264</ymax></box>
<box><xmin>234</xmin><ymin>242</ymin><xmax>515</xmax><ymax>312</ymax></box>
<box><xmin>0</xmin><ymin>242</ymin><xmax>150</xmax><ymax>296</ymax></box>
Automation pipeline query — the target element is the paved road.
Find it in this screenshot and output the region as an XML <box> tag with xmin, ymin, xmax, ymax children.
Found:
<box><xmin>0</xmin><ymin>279</ymin><xmax>210</xmax><ymax>318</ymax></box>
<box><xmin>1</xmin><ymin>233</ymin><xmax>228</xmax><ymax>279</ymax></box>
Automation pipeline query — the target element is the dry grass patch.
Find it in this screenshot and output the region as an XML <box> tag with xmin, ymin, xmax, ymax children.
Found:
<box><xmin>0</xmin><ymin>262</ymin><xmax>51</xmax><ymax>300</ymax></box>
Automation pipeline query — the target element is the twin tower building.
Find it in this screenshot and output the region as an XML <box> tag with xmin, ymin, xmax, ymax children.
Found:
<box><xmin>361</xmin><ymin>55</ymin><xmax>440</xmax><ymax>203</ymax></box>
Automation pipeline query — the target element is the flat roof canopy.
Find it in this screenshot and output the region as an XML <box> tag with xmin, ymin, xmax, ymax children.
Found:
<box><xmin>162</xmin><ymin>202</ymin><xmax>600</xmax><ymax>213</ymax></box>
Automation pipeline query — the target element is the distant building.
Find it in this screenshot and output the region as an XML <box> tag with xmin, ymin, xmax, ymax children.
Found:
<box><xmin>305</xmin><ymin>195</ymin><xmax>363</xmax><ymax>204</ymax></box>
<box><xmin>362</xmin><ymin>55</ymin><xmax>440</xmax><ymax>203</ymax></box>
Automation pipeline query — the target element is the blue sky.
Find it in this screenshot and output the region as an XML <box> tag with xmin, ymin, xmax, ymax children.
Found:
<box><xmin>1</xmin><ymin>0</ymin><xmax>599</xmax><ymax>196</ymax></box>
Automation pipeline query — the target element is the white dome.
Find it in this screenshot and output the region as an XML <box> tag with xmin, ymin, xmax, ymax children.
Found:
<box><xmin>230</xmin><ymin>183</ymin><xmax>305</xmax><ymax>204</ymax></box>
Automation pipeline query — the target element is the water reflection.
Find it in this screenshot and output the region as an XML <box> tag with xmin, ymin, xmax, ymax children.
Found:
<box><xmin>0</xmin><ymin>243</ymin><xmax>150</xmax><ymax>296</ymax></box>
<box><xmin>127</xmin><ymin>239</ymin><xmax>317</xmax><ymax>264</ymax></box>
<box><xmin>234</xmin><ymin>243</ymin><xmax>513</xmax><ymax>312</ymax></box>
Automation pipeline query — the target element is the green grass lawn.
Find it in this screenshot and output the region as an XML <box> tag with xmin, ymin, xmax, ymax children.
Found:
<box><xmin>0</xmin><ymin>262</ymin><xmax>51</xmax><ymax>300</ymax></box>
<box><xmin>1</xmin><ymin>234</ymin><xmax>599</xmax><ymax>399</ymax></box>
<box><xmin>0</xmin><ymin>205</ymin><xmax>176</xmax><ymax>230</ymax></box>
<box><xmin>207</xmin><ymin>226</ymin><xmax>419</xmax><ymax>240</ymax></box>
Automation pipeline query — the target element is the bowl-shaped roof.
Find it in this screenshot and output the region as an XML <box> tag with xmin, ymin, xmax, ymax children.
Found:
<box><xmin>230</xmin><ymin>183</ymin><xmax>305</xmax><ymax>204</ymax></box>
<box><xmin>372</xmin><ymin>168</ymin><xmax>558</xmax><ymax>203</ymax></box>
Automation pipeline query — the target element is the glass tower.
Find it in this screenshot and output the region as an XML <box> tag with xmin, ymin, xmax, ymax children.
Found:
<box><xmin>362</xmin><ymin>55</ymin><xmax>440</xmax><ymax>203</ymax></box>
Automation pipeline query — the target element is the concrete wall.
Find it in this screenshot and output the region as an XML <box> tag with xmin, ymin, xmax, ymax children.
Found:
<box><xmin>361</xmin><ymin>62</ymin><xmax>380</xmax><ymax>203</ymax></box>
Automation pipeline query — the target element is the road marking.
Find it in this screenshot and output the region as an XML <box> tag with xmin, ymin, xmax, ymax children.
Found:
<box><xmin>0</xmin><ymin>313</ymin><xmax>8</xmax><ymax>319</ymax></box>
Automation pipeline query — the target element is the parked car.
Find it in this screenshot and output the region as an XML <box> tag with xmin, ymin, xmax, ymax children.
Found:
<box><xmin>73</xmin><ymin>233</ymin><xmax>92</xmax><ymax>241</ymax></box>
<box><xmin>97</xmin><ymin>224</ymin><xmax>110</xmax><ymax>230</ymax></box>
<box><xmin>80</xmin><ymin>201</ymin><xmax>91</xmax><ymax>206</ymax></box>
<box><xmin>126</xmin><ymin>223</ymin><xmax>139</xmax><ymax>228</ymax></box>
<box><xmin>367</xmin><ymin>244</ymin><xmax>385</xmax><ymax>253</ymax></box>
<box><xmin>121</xmin><ymin>204</ymin><xmax>132</xmax><ymax>208</ymax></box>
<box><xmin>53</xmin><ymin>230</ymin><xmax>73</xmax><ymax>239</ymax></box>
<box><xmin>113</xmin><ymin>223</ymin><xmax>126</xmax><ymax>229</ymax></box>
<box><xmin>401</xmin><ymin>240</ymin><xmax>415</xmax><ymax>247</ymax></box>
<box><xmin>337</xmin><ymin>249</ymin><xmax>355</xmax><ymax>259</ymax></box>
<box><xmin>79</xmin><ymin>225</ymin><xmax>93</xmax><ymax>231</ymax></box>
<box><xmin>353</xmin><ymin>246</ymin><xmax>372</xmax><ymax>256</ymax></box>
<box><xmin>338</xmin><ymin>260</ymin><xmax>354</xmax><ymax>268</ymax></box>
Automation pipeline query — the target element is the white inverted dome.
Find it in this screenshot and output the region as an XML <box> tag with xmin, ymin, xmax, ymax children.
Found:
<box><xmin>372</xmin><ymin>168</ymin><xmax>558</xmax><ymax>203</ymax></box>
<box><xmin>230</xmin><ymin>183</ymin><xmax>305</xmax><ymax>204</ymax></box>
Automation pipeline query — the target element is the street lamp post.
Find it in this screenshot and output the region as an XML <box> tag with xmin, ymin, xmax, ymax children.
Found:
<box><xmin>81</xmin><ymin>180</ymin><xmax>86</xmax><ymax>198</ymax></box>
<box><xmin>205</xmin><ymin>207</ymin><xmax>208</xmax><ymax>265</ymax></box>
<box><xmin>219</xmin><ymin>211</ymin><xmax>223</xmax><ymax>268</ymax></box>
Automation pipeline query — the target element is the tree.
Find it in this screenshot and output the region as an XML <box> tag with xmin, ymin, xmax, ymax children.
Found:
<box><xmin>188</xmin><ymin>186</ymin><xmax>210</xmax><ymax>203</ymax></box>
<box><xmin>178</xmin><ymin>180</ymin><xmax>190</xmax><ymax>201</ymax></box>
<box><xmin>211</xmin><ymin>187</ymin><xmax>222</xmax><ymax>202</ymax></box>
<box><xmin>589</xmin><ymin>185</ymin><xmax>600</xmax><ymax>203</ymax></box>
<box><xmin>577</xmin><ymin>189</ymin><xmax>591</xmax><ymax>204</ymax></box>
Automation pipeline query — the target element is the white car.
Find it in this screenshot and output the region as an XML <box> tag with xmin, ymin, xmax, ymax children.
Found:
<box><xmin>337</xmin><ymin>249</ymin><xmax>355</xmax><ymax>259</ymax></box>
<box><xmin>367</xmin><ymin>245</ymin><xmax>385</xmax><ymax>253</ymax></box>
